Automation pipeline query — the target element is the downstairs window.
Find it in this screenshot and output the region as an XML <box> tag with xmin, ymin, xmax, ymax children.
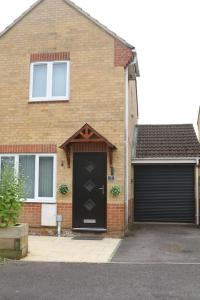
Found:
<box><xmin>0</xmin><ymin>154</ymin><xmax>56</xmax><ymax>203</ymax></box>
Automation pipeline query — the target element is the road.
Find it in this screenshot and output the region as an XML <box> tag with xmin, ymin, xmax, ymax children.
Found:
<box><xmin>0</xmin><ymin>261</ymin><xmax>200</xmax><ymax>300</ymax></box>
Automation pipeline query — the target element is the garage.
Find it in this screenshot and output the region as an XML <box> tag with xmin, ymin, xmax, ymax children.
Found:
<box><xmin>133</xmin><ymin>124</ymin><xmax>200</xmax><ymax>224</ymax></box>
<box><xmin>134</xmin><ymin>164</ymin><xmax>195</xmax><ymax>223</ymax></box>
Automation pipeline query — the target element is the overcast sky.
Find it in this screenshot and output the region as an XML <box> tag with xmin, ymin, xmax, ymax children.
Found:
<box><xmin>0</xmin><ymin>0</ymin><xmax>199</xmax><ymax>128</ymax></box>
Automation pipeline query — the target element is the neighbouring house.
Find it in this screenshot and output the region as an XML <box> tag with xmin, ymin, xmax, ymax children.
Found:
<box><xmin>132</xmin><ymin>124</ymin><xmax>200</xmax><ymax>224</ymax></box>
<box><xmin>198</xmin><ymin>107</ymin><xmax>200</xmax><ymax>140</ymax></box>
<box><xmin>0</xmin><ymin>0</ymin><xmax>139</xmax><ymax>236</ymax></box>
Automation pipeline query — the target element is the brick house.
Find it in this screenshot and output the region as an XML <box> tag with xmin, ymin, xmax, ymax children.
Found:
<box><xmin>0</xmin><ymin>0</ymin><xmax>139</xmax><ymax>236</ymax></box>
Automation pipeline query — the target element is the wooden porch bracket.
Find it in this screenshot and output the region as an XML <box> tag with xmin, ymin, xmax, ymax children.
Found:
<box><xmin>60</xmin><ymin>123</ymin><xmax>117</xmax><ymax>168</ymax></box>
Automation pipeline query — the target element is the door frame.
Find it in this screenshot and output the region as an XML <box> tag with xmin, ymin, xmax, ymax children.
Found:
<box><xmin>72</xmin><ymin>152</ymin><xmax>107</xmax><ymax>231</ymax></box>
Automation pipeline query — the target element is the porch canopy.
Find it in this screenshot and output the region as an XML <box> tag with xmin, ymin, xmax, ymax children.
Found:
<box><xmin>60</xmin><ymin>123</ymin><xmax>116</xmax><ymax>168</ymax></box>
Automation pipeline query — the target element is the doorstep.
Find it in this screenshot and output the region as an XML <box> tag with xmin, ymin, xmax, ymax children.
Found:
<box><xmin>21</xmin><ymin>235</ymin><xmax>121</xmax><ymax>263</ymax></box>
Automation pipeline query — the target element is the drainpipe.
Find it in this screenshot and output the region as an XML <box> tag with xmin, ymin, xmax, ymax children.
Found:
<box><xmin>195</xmin><ymin>159</ymin><xmax>199</xmax><ymax>225</ymax></box>
<box><xmin>124</xmin><ymin>67</ymin><xmax>129</xmax><ymax>229</ymax></box>
<box><xmin>56</xmin><ymin>215</ymin><xmax>63</xmax><ymax>237</ymax></box>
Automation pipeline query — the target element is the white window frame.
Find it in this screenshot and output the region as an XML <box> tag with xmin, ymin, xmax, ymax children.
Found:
<box><xmin>0</xmin><ymin>154</ymin><xmax>56</xmax><ymax>203</ymax></box>
<box><xmin>29</xmin><ymin>61</ymin><xmax>70</xmax><ymax>102</ymax></box>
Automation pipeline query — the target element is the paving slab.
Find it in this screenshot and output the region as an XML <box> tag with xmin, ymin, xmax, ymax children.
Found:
<box><xmin>112</xmin><ymin>224</ymin><xmax>200</xmax><ymax>263</ymax></box>
<box><xmin>22</xmin><ymin>235</ymin><xmax>121</xmax><ymax>263</ymax></box>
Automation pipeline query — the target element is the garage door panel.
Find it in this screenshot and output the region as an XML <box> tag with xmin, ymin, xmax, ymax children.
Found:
<box><xmin>134</xmin><ymin>165</ymin><xmax>195</xmax><ymax>223</ymax></box>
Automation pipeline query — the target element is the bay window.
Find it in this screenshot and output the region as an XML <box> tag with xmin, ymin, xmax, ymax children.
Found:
<box><xmin>0</xmin><ymin>154</ymin><xmax>56</xmax><ymax>203</ymax></box>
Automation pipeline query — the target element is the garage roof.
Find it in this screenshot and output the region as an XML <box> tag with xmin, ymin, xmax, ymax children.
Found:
<box><xmin>134</xmin><ymin>124</ymin><xmax>200</xmax><ymax>158</ymax></box>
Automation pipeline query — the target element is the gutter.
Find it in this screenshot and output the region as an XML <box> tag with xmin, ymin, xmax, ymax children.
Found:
<box><xmin>132</xmin><ymin>158</ymin><xmax>198</xmax><ymax>164</ymax></box>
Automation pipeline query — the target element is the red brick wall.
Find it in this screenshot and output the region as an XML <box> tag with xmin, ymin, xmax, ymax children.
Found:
<box><xmin>20</xmin><ymin>202</ymin><xmax>124</xmax><ymax>235</ymax></box>
<box><xmin>57</xmin><ymin>203</ymin><xmax>72</xmax><ymax>229</ymax></box>
<box><xmin>19</xmin><ymin>203</ymin><xmax>41</xmax><ymax>226</ymax></box>
<box><xmin>0</xmin><ymin>144</ymin><xmax>57</xmax><ymax>153</ymax></box>
<box><xmin>114</xmin><ymin>39</ymin><xmax>133</xmax><ymax>67</ymax></box>
<box><xmin>107</xmin><ymin>203</ymin><xmax>125</xmax><ymax>233</ymax></box>
<box><xmin>19</xmin><ymin>203</ymin><xmax>72</xmax><ymax>230</ymax></box>
<box><xmin>30</xmin><ymin>52</ymin><xmax>70</xmax><ymax>62</ymax></box>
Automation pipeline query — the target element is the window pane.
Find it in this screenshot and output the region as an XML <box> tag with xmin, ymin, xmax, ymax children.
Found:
<box><xmin>19</xmin><ymin>156</ymin><xmax>35</xmax><ymax>199</ymax></box>
<box><xmin>39</xmin><ymin>157</ymin><xmax>53</xmax><ymax>197</ymax></box>
<box><xmin>32</xmin><ymin>64</ymin><xmax>47</xmax><ymax>97</ymax></box>
<box><xmin>52</xmin><ymin>63</ymin><xmax>67</xmax><ymax>97</ymax></box>
<box><xmin>1</xmin><ymin>157</ymin><xmax>15</xmax><ymax>178</ymax></box>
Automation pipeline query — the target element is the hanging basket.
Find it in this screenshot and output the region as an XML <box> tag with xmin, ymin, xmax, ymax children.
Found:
<box><xmin>110</xmin><ymin>185</ymin><xmax>121</xmax><ymax>197</ymax></box>
<box><xmin>58</xmin><ymin>184</ymin><xmax>69</xmax><ymax>195</ymax></box>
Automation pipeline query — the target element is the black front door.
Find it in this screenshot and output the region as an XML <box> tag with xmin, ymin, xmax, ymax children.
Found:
<box><xmin>73</xmin><ymin>152</ymin><xmax>107</xmax><ymax>230</ymax></box>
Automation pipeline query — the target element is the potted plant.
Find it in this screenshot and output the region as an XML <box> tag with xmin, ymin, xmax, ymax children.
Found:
<box><xmin>58</xmin><ymin>183</ymin><xmax>69</xmax><ymax>195</ymax></box>
<box><xmin>110</xmin><ymin>185</ymin><xmax>121</xmax><ymax>197</ymax></box>
<box><xmin>0</xmin><ymin>164</ymin><xmax>28</xmax><ymax>260</ymax></box>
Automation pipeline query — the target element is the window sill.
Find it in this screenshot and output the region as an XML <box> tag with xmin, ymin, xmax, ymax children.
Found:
<box><xmin>28</xmin><ymin>99</ymin><xmax>69</xmax><ymax>104</ymax></box>
<box><xmin>25</xmin><ymin>198</ymin><xmax>56</xmax><ymax>204</ymax></box>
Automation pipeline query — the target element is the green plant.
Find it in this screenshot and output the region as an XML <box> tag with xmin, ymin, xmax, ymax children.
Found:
<box><xmin>58</xmin><ymin>184</ymin><xmax>69</xmax><ymax>195</ymax></box>
<box><xmin>111</xmin><ymin>185</ymin><xmax>121</xmax><ymax>197</ymax></box>
<box><xmin>0</xmin><ymin>165</ymin><xmax>25</xmax><ymax>228</ymax></box>
<box><xmin>0</xmin><ymin>256</ymin><xmax>8</xmax><ymax>264</ymax></box>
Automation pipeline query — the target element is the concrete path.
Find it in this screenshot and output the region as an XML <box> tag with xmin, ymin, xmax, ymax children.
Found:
<box><xmin>112</xmin><ymin>224</ymin><xmax>200</xmax><ymax>263</ymax></box>
<box><xmin>22</xmin><ymin>236</ymin><xmax>121</xmax><ymax>263</ymax></box>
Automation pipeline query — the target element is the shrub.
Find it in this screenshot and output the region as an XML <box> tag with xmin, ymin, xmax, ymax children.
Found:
<box><xmin>0</xmin><ymin>165</ymin><xmax>25</xmax><ymax>228</ymax></box>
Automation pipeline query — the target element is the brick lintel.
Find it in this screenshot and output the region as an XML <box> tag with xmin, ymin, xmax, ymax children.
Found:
<box><xmin>30</xmin><ymin>52</ymin><xmax>70</xmax><ymax>62</ymax></box>
<box><xmin>0</xmin><ymin>144</ymin><xmax>57</xmax><ymax>154</ymax></box>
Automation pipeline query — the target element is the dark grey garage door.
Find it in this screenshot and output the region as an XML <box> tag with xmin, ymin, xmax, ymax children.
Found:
<box><xmin>134</xmin><ymin>165</ymin><xmax>195</xmax><ymax>223</ymax></box>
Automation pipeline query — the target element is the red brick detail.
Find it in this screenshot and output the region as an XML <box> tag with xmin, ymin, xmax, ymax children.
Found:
<box><xmin>57</xmin><ymin>203</ymin><xmax>72</xmax><ymax>229</ymax></box>
<box><xmin>0</xmin><ymin>144</ymin><xmax>57</xmax><ymax>153</ymax></box>
<box><xmin>107</xmin><ymin>203</ymin><xmax>125</xmax><ymax>232</ymax></box>
<box><xmin>19</xmin><ymin>203</ymin><xmax>41</xmax><ymax>226</ymax></box>
<box><xmin>114</xmin><ymin>39</ymin><xmax>133</xmax><ymax>67</ymax></box>
<box><xmin>30</xmin><ymin>52</ymin><xmax>70</xmax><ymax>62</ymax></box>
<box><xmin>73</xmin><ymin>143</ymin><xmax>107</xmax><ymax>152</ymax></box>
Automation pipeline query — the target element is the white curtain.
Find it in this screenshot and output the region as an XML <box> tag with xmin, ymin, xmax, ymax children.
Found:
<box><xmin>39</xmin><ymin>157</ymin><xmax>53</xmax><ymax>197</ymax></box>
<box><xmin>19</xmin><ymin>155</ymin><xmax>35</xmax><ymax>199</ymax></box>
<box><xmin>32</xmin><ymin>64</ymin><xmax>47</xmax><ymax>97</ymax></box>
<box><xmin>52</xmin><ymin>63</ymin><xmax>67</xmax><ymax>97</ymax></box>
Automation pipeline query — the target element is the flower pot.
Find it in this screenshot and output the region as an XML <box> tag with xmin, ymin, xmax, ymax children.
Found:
<box><xmin>0</xmin><ymin>223</ymin><xmax>28</xmax><ymax>260</ymax></box>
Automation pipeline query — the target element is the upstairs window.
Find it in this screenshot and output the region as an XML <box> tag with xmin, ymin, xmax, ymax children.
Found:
<box><xmin>30</xmin><ymin>61</ymin><xmax>70</xmax><ymax>101</ymax></box>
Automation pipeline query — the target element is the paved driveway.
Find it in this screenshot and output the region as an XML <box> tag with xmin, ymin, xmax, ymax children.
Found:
<box><xmin>22</xmin><ymin>236</ymin><xmax>121</xmax><ymax>263</ymax></box>
<box><xmin>112</xmin><ymin>224</ymin><xmax>200</xmax><ymax>263</ymax></box>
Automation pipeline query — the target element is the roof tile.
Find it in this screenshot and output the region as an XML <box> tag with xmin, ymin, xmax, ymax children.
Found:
<box><xmin>134</xmin><ymin>124</ymin><xmax>200</xmax><ymax>158</ymax></box>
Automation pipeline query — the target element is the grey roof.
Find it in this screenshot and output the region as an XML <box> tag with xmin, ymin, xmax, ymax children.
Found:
<box><xmin>0</xmin><ymin>0</ymin><xmax>134</xmax><ymax>49</ymax></box>
<box><xmin>134</xmin><ymin>124</ymin><xmax>200</xmax><ymax>159</ymax></box>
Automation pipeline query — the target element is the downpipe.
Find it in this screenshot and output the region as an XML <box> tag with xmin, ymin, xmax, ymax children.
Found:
<box><xmin>195</xmin><ymin>159</ymin><xmax>199</xmax><ymax>225</ymax></box>
<box><xmin>124</xmin><ymin>67</ymin><xmax>129</xmax><ymax>230</ymax></box>
<box><xmin>56</xmin><ymin>215</ymin><xmax>63</xmax><ymax>237</ymax></box>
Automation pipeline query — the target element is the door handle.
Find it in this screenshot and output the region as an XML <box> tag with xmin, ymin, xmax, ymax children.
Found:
<box><xmin>98</xmin><ymin>185</ymin><xmax>105</xmax><ymax>195</ymax></box>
